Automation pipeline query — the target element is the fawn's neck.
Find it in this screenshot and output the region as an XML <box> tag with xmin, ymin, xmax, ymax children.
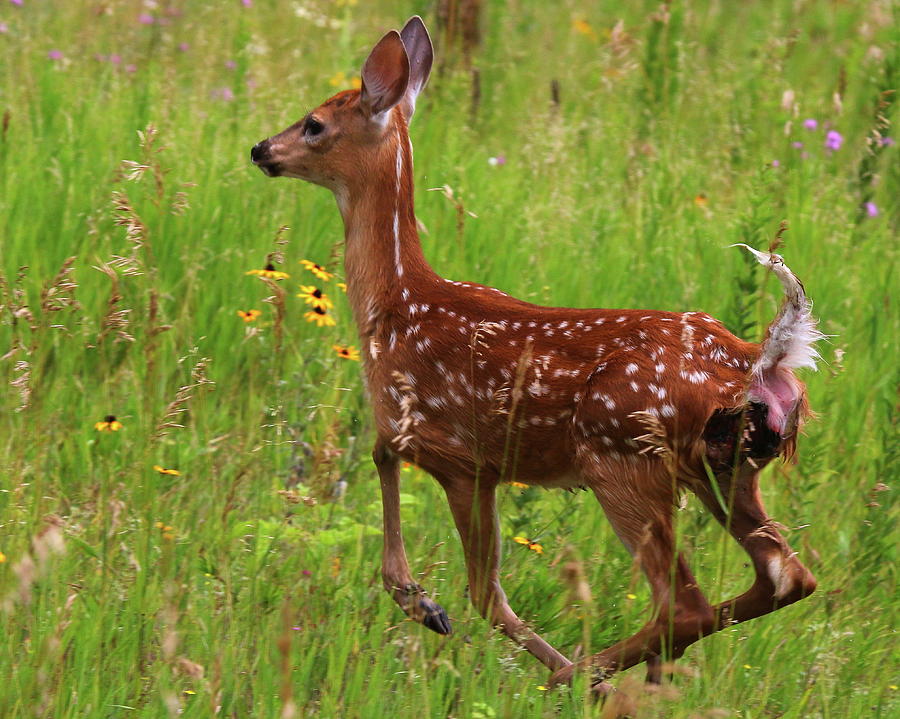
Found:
<box><xmin>336</xmin><ymin>123</ymin><xmax>437</xmax><ymax>337</ymax></box>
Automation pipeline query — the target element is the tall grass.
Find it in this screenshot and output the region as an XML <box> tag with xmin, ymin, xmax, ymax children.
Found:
<box><xmin>0</xmin><ymin>1</ymin><xmax>897</xmax><ymax>717</ymax></box>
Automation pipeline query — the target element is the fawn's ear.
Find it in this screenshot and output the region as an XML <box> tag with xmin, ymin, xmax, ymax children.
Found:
<box><xmin>398</xmin><ymin>16</ymin><xmax>434</xmax><ymax>122</ymax></box>
<box><xmin>360</xmin><ymin>30</ymin><xmax>410</xmax><ymax>120</ymax></box>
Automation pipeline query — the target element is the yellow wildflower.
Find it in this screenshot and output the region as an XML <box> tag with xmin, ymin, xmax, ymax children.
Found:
<box><xmin>237</xmin><ymin>309</ymin><xmax>262</xmax><ymax>322</ymax></box>
<box><xmin>333</xmin><ymin>344</ymin><xmax>360</xmax><ymax>361</ymax></box>
<box><xmin>95</xmin><ymin>415</ymin><xmax>123</xmax><ymax>432</ymax></box>
<box><xmin>513</xmin><ymin>536</ymin><xmax>544</xmax><ymax>554</ymax></box>
<box><xmin>153</xmin><ymin>465</ymin><xmax>181</xmax><ymax>476</ymax></box>
<box><xmin>304</xmin><ymin>306</ymin><xmax>336</xmax><ymax>327</ymax></box>
<box><xmin>298</xmin><ymin>285</ymin><xmax>334</xmax><ymax>311</ymax></box>
<box><xmin>246</xmin><ymin>263</ymin><xmax>289</xmax><ymax>280</ymax></box>
<box><xmin>300</xmin><ymin>259</ymin><xmax>334</xmax><ymax>282</ymax></box>
<box><xmin>572</xmin><ymin>19</ymin><xmax>597</xmax><ymax>40</ymax></box>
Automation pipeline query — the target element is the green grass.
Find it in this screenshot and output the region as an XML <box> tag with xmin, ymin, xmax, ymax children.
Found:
<box><xmin>1</xmin><ymin>1</ymin><xmax>897</xmax><ymax>717</ymax></box>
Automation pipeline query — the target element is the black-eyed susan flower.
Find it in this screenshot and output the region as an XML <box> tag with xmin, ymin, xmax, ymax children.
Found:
<box><xmin>304</xmin><ymin>306</ymin><xmax>336</xmax><ymax>327</ymax></box>
<box><xmin>237</xmin><ymin>309</ymin><xmax>262</xmax><ymax>322</ymax></box>
<box><xmin>154</xmin><ymin>521</ymin><xmax>175</xmax><ymax>541</ymax></box>
<box><xmin>246</xmin><ymin>263</ymin><xmax>290</xmax><ymax>280</ymax></box>
<box><xmin>572</xmin><ymin>18</ymin><xmax>597</xmax><ymax>40</ymax></box>
<box><xmin>95</xmin><ymin>415</ymin><xmax>123</xmax><ymax>432</ymax></box>
<box><xmin>153</xmin><ymin>465</ymin><xmax>181</xmax><ymax>476</ymax></box>
<box><xmin>300</xmin><ymin>259</ymin><xmax>333</xmax><ymax>282</ymax></box>
<box><xmin>693</xmin><ymin>193</ymin><xmax>708</xmax><ymax>207</ymax></box>
<box><xmin>333</xmin><ymin>344</ymin><xmax>360</xmax><ymax>361</ymax></box>
<box><xmin>298</xmin><ymin>285</ymin><xmax>334</xmax><ymax>311</ymax></box>
<box><xmin>513</xmin><ymin>536</ymin><xmax>544</xmax><ymax>554</ymax></box>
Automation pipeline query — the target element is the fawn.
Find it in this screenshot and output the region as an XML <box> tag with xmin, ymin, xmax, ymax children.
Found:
<box><xmin>251</xmin><ymin>16</ymin><xmax>821</xmax><ymax>692</ymax></box>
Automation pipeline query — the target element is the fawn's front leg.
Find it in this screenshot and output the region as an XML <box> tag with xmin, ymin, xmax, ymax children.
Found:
<box><xmin>375</xmin><ymin>440</ymin><xmax>451</xmax><ymax>634</ymax></box>
<box><xmin>439</xmin><ymin>473</ymin><xmax>573</xmax><ymax>672</ymax></box>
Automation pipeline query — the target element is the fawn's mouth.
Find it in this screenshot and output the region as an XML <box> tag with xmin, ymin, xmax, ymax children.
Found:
<box><xmin>254</xmin><ymin>161</ymin><xmax>282</xmax><ymax>177</ymax></box>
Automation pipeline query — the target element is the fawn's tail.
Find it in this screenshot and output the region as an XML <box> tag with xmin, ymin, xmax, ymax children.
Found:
<box><xmin>735</xmin><ymin>244</ymin><xmax>825</xmax><ymax>439</ymax></box>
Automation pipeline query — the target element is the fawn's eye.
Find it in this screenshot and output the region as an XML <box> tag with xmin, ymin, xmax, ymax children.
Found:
<box><xmin>305</xmin><ymin>118</ymin><xmax>324</xmax><ymax>137</ymax></box>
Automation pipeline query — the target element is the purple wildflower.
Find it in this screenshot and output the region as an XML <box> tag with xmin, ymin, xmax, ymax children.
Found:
<box><xmin>109</xmin><ymin>53</ymin><xmax>122</xmax><ymax>65</ymax></box>
<box><xmin>225</xmin><ymin>59</ymin><xmax>237</xmax><ymax>70</ymax></box>
<box><xmin>771</xmin><ymin>160</ymin><xmax>780</xmax><ymax>168</ymax></box>
<box><xmin>825</xmin><ymin>130</ymin><xmax>843</xmax><ymax>151</ymax></box>
<box><xmin>138</xmin><ymin>13</ymin><xmax>154</xmax><ymax>25</ymax></box>
<box><xmin>881</xmin><ymin>137</ymin><xmax>895</xmax><ymax>147</ymax></box>
<box><xmin>488</xmin><ymin>155</ymin><xmax>506</xmax><ymax>166</ymax></box>
<box><xmin>242</xmin><ymin>0</ymin><xmax>253</xmax><ymax>6</ymax></box>
<box><xmin>47</xmin><ymin>49</ymin><xmax>63</xmax><ymax>61</ymax></box>
<box><xmin>803</xmin><ymin>118</ymin><xmax>818</xmax><ymax>131</ymax></box>
<box><xmin>10</xmin><ymin>0</ymin><xmax>23</xmax><ymax>7</ymax></box>
<box><xmin>864</xmin><ymin>202</ymin><xmax>878</xmax><ymax>217</ymax></box>
<box><xmin>125</xmin><ymin>63</ymin><xmax>137</xmax><ymax>73</ymax></box>
<box><xmin>0</xmin><ymin>21</ymin><xmax>8</xmax><ymax>33</ymax></box>
<box><xmin>178</xmin><ymin>42</ymin><xmax>190</xmax><ymax>52</ymax></box>
<box><xmin>792</xmin><ymin>141</ymin><xmax>803</xmax><ymax>149</ymax></box>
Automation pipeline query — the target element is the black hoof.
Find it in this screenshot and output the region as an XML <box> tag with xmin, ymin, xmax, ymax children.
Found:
<box><xmin>420</xmin><ymin>599</ymin><xmax>452</xmax><ymax>635</ymax></box>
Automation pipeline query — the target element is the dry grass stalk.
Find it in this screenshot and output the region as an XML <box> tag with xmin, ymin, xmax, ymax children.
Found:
<box><xmin>2</xmin><ymin>516</ymin><xmax>66</xmax><ymax>612</ymax></box>
<box><xmin>137</xmin><ymin>123</ymin><xmax>167</xmax><ymax>203</ymax></box>
<box><xmin>0</xmin><ymin>265</ymin><xmax>37</xmax><ymax>330</ymax></box>
<box><xmin>498</xmin><ymin>340</ymin><xmax>534</xmax><ymax>479</ymax></box>
<box><xmin>151</xmin><ymin>357</ymin><xmax>215</xmax><ymax>443</ymax></box>
<box><xmin>10</xmin><ymin>358</ymin><xmax>31</xmax><ymax>412</ymax></box>
<box><xmin>307</xmin><ymin>421</ymin><xmax>345</xmax><ymax>499</ymax></box>
<box><xmin>266</xmin><ymin>224</ymin><xmax>290</xmax><ymax>268</ymax></box>
<box><xmin>391</xmin><ymin>370</ymin><xmax>420</xmax><ymax>452</ymax></box>
<box><xmin>39</xmin><ymin>256</ymin><xmax>80</xmax><ymax>315</ymax></box>
<box><xmin>630</xmin><ymin>410</ymin><xmax>676</xmax><ymax>474</ymax></box>
<box><xmin>144</xmin><ymin>289</ymin><xmax>173</xmax><ymax>382</ymax></box>
<box><xmin>111</xmin><ymin>189</ymin><xmax>155</xmax><ymax>271</ymax></box>
<box><xmin>92</xmin><ymin>263</ymin><xmax>135</xmax><ymax>345</ymax></box>
<box><xmin>768</xmin><ymin>219</ymin><xmax>789</xmax><ymax>254</ymax></box>
<box><xmin>261</xmin><ymin>277</ymin><xmax>287</xmax><ymax>354</ymax></box>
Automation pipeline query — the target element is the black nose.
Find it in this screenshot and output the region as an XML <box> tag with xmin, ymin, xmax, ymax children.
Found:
<box><xmin>251</xmin><ymin>141</ymin><xmax>269</xmax><ymax>164</ymax></box>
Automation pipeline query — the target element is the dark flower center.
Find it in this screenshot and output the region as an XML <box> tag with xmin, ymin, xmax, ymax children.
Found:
<box><xmin>313</xmin><ymin>307</ymin><xmax>326</xmax><ymax>315</ymax></box>
<box><xmin>104</xmin><ymin>415</ymin><xmax>116</xmax><ymax>422</ymax></box>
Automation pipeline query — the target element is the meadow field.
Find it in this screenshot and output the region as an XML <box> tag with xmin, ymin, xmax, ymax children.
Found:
<box><xmin>0</xmin><ymin>1</ymin><xmax>897</xmax><ymax>717</ymax></box>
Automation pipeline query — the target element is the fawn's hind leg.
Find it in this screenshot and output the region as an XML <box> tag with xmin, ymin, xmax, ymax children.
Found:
<box><xmin>374</xmin><ymin>440</ymin><xmax>451</xmax><ymax>634</ymax></box>
<box><xmin>692</xmin><ymin>464</ymin><xmax>817</xmax><ymax>628</ymax></box>
<box><xmin>549</xmin><ymin>464</ymin><xmax>714</xmax><ymax>691</ymax></box>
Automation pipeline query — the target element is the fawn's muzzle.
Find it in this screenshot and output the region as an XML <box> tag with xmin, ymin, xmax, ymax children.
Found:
<box><xmin>251</xmin><ymin>141</ymin><xmax>280</xmax><ymax>176</ymax></box>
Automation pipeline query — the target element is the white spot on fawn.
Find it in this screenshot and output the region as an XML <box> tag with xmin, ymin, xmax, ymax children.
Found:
<box><xmin>767</xmin><ymin>556</ymin><xmax>794</xmax><ymax>599</ymax></box>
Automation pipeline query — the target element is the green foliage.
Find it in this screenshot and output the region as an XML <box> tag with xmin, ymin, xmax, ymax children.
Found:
<box><xmin>0</xmin><ymin>1</ymin><xmax>897</xmax><ymax>718</ymax></box>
